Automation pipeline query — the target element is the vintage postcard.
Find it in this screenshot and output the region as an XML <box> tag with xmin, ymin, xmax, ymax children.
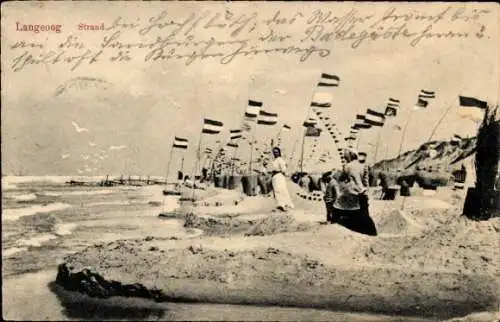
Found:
<box><xmin>1</xmin><ymin>1</ymin><xmax>499</xmax><ymax>321</ymax></box>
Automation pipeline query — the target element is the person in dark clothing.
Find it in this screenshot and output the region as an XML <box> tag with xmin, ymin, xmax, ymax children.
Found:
<box><xmin>357</xmin><ymin>152</ymin><xmax>370</xmax><ymax>218</ymax></box>
<box><xmin>321</xmin><ymin>171</ymin><xmax>337</xmax><ymax>223</ymax></box>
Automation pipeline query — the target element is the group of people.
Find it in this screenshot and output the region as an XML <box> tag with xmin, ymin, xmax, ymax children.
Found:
<box><xmin>321</xmin><ymin>149</ymin><xmax>377</xmax><ymax>236</ymax></box>
<box><xmin>266</xmin><ymin>146</ymin><xmax>377</xmax><ymax>236</ymax></box>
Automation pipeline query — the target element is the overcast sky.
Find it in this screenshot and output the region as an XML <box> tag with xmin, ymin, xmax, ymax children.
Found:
<box><xmin>2</xmin><ymin>2</ymin><xmax>498</xmax><ymax>176</ymax></box>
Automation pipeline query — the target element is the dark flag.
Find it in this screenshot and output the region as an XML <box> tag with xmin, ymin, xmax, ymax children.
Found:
<box><xmin>305</xmin><ymin>127</ymin><xmax>322</xmax><ymax>137</ymax></box>
<box><xmin>459</xmin><ymin>96</ymin><xmax>488</xmax><ymax>109</ymax></box>
<box><xmin>415</xmin><ymin>98</ymin><xmax>429</xmax><ymax>108</ymax></box>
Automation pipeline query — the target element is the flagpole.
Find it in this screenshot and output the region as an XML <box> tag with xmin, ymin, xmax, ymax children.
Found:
<box><xmin>356</xmin><ymin>130</ymin><xmax>363</xmax><ymax>150</ymax></box>
<box><xmin>289</xmin><ymin>138</ymin><xmax>299</xmax><ymax>172</ymax></box>
<box><xmin>164</xmin><ymin>140</ymin><xmax>175</xmax><ymax>189</ymax></box>
<box><xmin>300</xmin><ymin>128</ymin><xmax>307</xmax><ymax>173</ymax></box>
<box><xmin>191</xmin><ymin>130</ymin><xmax>204</xmax><ymax>201</ymax></box>
<box><xmin>248</xmin><ymin>123</ymin><xmax>258</xmax><ymax>174</ymax></box>
<box><xmin>162</xmin><ymin>140</ymin><xmax>175</xmax><ymax>210</ymax></box>
<box><xmin>397</xmin><ymin>110</ymin><xmax>416</xmax><ymax>157</ymax></box>
<box><xmin>373</xmin><ymin>129</ymin><xmax>382</xmax><ymax>163</ymax></box>
<box><xmin>231</xmin><ymin>145</ymin><xmax>239</xmax><ymax>177</ymax></box>
<box><xmin>426</xmin><ymin>105</ymin><xmax>456</xmax><ymax>142</ymax></box>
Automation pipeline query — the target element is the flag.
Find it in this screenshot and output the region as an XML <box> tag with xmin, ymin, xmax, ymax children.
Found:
<box><xmin>415</xmin><ymin>90</ymin><xmax>435</xmax><ymax>109</ymax></box>
<box><xmin>385</xmin><ymin>106</ymin><xmax>398</xmax><ymax>117</ymax></box>
<box><xmin>459</xmin><ymin>96</ymin><xmax>488</xmax><ymax>109</ymax></box>
<box><xmin>458</xmin><ymin>96</ymin><xmax>488</xmax><ymax>121</ymax></box>
<box><xmin>386</xmin><ymin>98</ymin><xmax>400</xmax><ymax>116</ymax></box>
<box><xmin>317</xmin><ymin>73</ymin><xmax>340</xmax><ymax>87</ymax></box>
<box><xmin>202</xmin><ymin>118</ymin><xmax>224</xmax><ymax>134</ymax></box>
<box><xmin>303</xmin><ymin>118</ymin><xmax>317</xmax><ymax>127</ymax></box>
<box><xmin>245</xmin><ymin>100</ymin><xmax>262</xmax><ymax>118</ymax></box>
<box><xmin>305</xmin><ymin>127</ymin><xmax>322</xmax><ymax>137</ymax></box>
<box><xmin>310</xmin><ymin>92</ymin><xmax>333</xmax><ymax>108</ymax></box>
<box><xmin>257</xmin><ymin>110</ymin><xmax>278</xmax><ymax>125</ymax></box>
<box><xmin>419</xmin><ymin>90</ymin><xmax>436</xmax><ymax>99</ymax></box>
<box><xmin>230</xmin><ymin>129</ymin><xmax>242</xmax><ymax>140</ymax></box>
<box><xmin>364</xmin><ymin>109</ymin><xmax>385</xmax><ymax>126</ymax></box>
<box><xmin>415</xmin><ymin>98</ymin><xmax>429</xmax><ymax>108</ymax></box>
<box><xmin>282</xmin><ymin>124</ymin><xmax>291</xmax><ymax>131</ymax></box>
<box><xmin>172</xmin><ymin>136</ymin><xmax>188</xmax><ymax>149</ymax></box>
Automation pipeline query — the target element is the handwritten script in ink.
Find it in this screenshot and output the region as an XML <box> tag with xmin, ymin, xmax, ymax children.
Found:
<box><xmin>7</xmin><ymin>6</ymin><xmax>492</xmax><ymax>72</ymax></box>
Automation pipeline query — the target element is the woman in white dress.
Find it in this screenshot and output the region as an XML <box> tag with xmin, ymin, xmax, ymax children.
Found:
<box><xmin>269</xmin><ymin>147</ymin><xmax>295</xmax><ymax>211</ymax></box>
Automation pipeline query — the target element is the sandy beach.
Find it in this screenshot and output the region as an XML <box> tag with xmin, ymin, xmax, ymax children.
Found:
<box><xmin>52</xmin><ymin>181</ymin><xmax>499</xmax><ymax>321</ymax></box>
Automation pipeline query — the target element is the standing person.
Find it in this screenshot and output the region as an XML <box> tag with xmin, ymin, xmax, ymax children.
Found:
<box><xmin>321</xmin><ymin>171</ymin><xmax>337</xmax><ymax>223</ymax></box>
<box><xmin>357</xmin><ymin>152</ymin><xmax>370</xmax><ymax>217</ymax></box>
<box><xmin>269</xmin><ymin>147</ymin><xmax>295</xmax><ymax>212</ymax></box>
<box><xmin>333</xmin><ymin>149</ymin><xmax>377</xmax><ymax>236</ymax></box>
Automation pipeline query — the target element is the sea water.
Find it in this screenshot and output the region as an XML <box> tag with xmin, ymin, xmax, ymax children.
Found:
<box><xmin>2</xmin><ymin>176</ymin><xmax>433</xmax><ymax>321</ymax></box>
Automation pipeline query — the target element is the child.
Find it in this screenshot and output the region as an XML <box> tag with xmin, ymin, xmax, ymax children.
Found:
<box><xmin>322</xmin><ymin>171</ymin><xmax>337</xmax><ymax>224</ymax></box>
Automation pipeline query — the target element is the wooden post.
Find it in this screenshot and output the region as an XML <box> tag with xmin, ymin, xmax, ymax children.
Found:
<box><xmin>164</xmin><ymin>141</ymin><xmax>175</xmax><ymax>190</ymax></box>
<box><xmin>248</xmin><ymin>123</ymin><xmax>258</xmax><ymax>174</ymax></box>
<box><xmin>191</xmin><ymin>131</ymin><xmax>204</xmax><ymax>201</ymax></box>
<box><xmin>300</xmin><ymin>128</ymin><xmax>307</xmax><ymax>173</ymax></box>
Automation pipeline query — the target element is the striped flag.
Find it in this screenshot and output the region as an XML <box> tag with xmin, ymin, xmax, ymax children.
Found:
<box><xmin>257</xmin><ymin>110</ymin><xmax>278</xmax><ymax>125</ymax></box>
<box><xmin>172</xmin><ymin>136</ymin><xmax>188</xmax><ymax>149</ymax></box>
<box><xmin>419</xmin><ymin>90</ymin><xmax>436</xmax><ymax>99</ymax></box>
<box><xmin>202</xmin><ymin>118</ymin><xmax>224</xmax><ymax>134</ymax></box>
<box><xmin>385</xmin><ymin>98</ymin><xmax>400</xmax><ymax>116</ymax></box>
<box><xmin>245</xmin><ymin>100</ymin><xmax>262</xmax><ymax>118</ymax></box>
<box><xmin>310</xmin><ymin>92</ymin><xmax>333</xmax><ymax>108</ymax></box>
<box><xmin>303</xmin><ymin>118</ymin><xmax>317</xmax><ymax>127</ymax></box>
<box><xmin>317</xmin><ymin>73</ymin><xmax>340</xmax><ymax>87</ymax></box>
<box><xmin>230</xmin><ymin>129</ymin><xmax>242</xmax><ymax>140</ymax></box>
<box><xmin>364</xmin><ymin>109</ymin><xmax>386</xmax><ymax>127</ymax></box>
<box><xmin>415</xmin><ymin>90</ymin><xmax>436</xmax><ymax>109</ymax></box>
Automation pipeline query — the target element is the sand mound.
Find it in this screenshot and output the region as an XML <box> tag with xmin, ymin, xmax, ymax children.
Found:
<box><xmin>376</xmin><ymin>210</ymin><xmax>422</xmax><ymax>235</ymax></box>
<box><xmin>245</xmin><ymin>213</ymin><xmax>316</xmax><ymax>237</ymax></box>
<box><xmin>183</xmin><ymin>213</ymin><xmax>253</xmax><ymax>236</ymax></box>
<box><xmin>183</xmin><ymin>212</ymin><xmax>318</xmax><ymax>237</ymax></box>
